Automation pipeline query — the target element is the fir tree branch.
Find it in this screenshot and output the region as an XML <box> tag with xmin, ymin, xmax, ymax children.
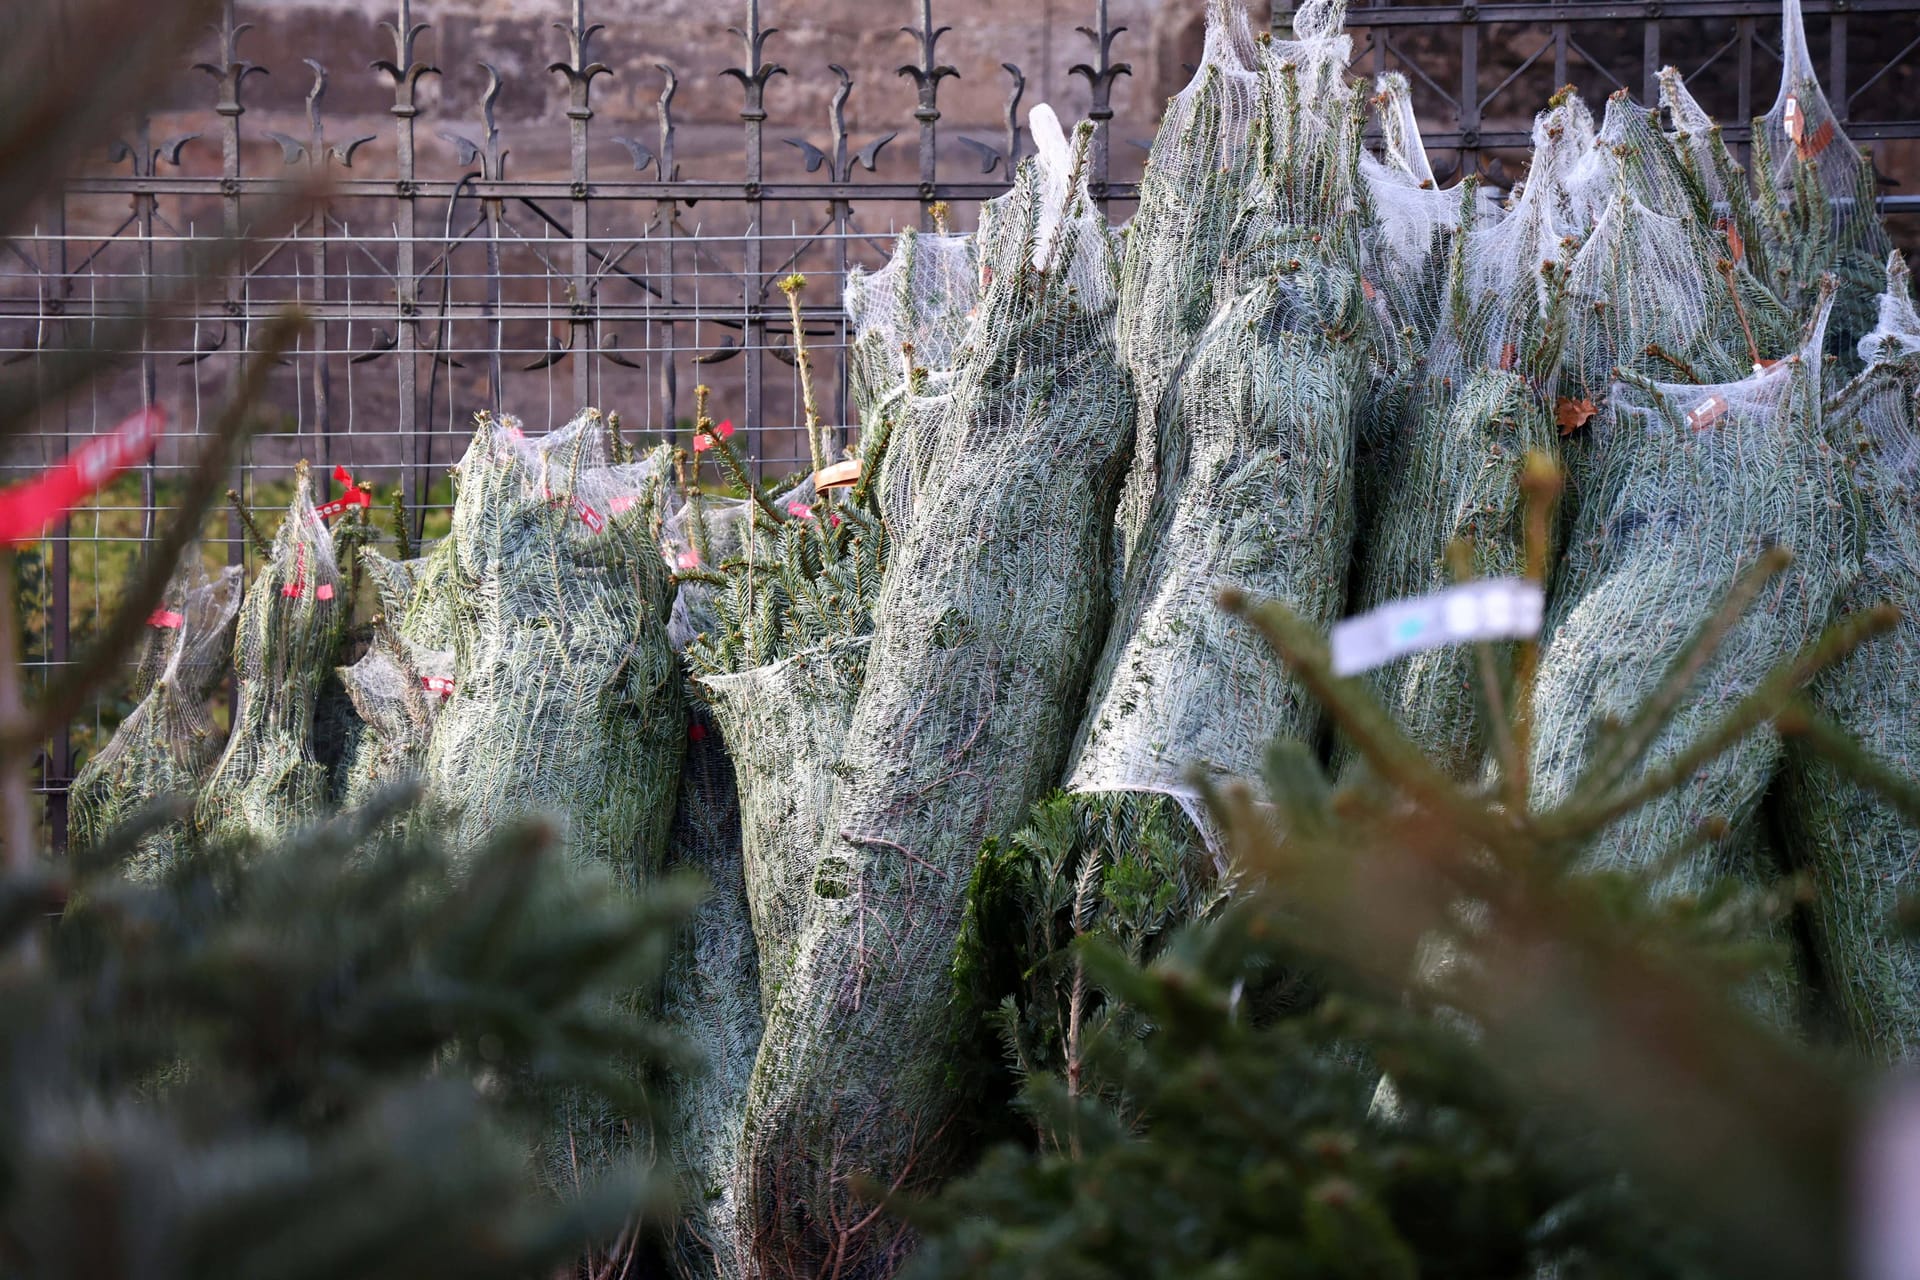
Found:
<box><xmin>1540</xmin><ymin>603</ymin><xmax>1897</xmax><ymax>840</ymax></box>
<box><xmin>1567</xmin><ymin>544</ymin><xmax>1792</xmax><ymax>813</ymax></box>
<box><xmin>8</xmin><ymin>310</ymin><xmax>305</xmax><ymax>762</ymax></box>
<box><xmin>1218</xmin><ymin>588</ymin><xmax>1523</xmax><ymax>856</ymax></box>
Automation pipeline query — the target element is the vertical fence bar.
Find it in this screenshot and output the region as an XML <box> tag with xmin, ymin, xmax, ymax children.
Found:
<box><xmin>903</xmin><ymin>0</ymin><xmax>955</xmax><ymax>231</ymax></box>
<box><xmin>657</xmin><ymin>68</ymin><xmax>680</xmax><ymax>436</ymax></box>
<box><xmin>305</xmin><ymin>63</ymin><xmax>336</xmax><ymax>494</ymax></box>
<box><xmin>49</xmin><ymin>196</ymin><xmax>71</xmax><ymax>846</ymax></box>
<box><xmin>1831</xmin><ymin>11</ymin><xmax>1849</xmax><ymax>123</ymax></box>
<box><xmin>557</xmin><ymin>0</ymin><xmax>607</xmax><ymax>414</ymax></box>
<box><xmin>377</xmin><ymin>0</ymin><xmax>435</xmax><ymax>531</ymax></box>
<box><xmin>1644</xmin><ymin>15</ymin><xmax>1661</xmax><ymax>105</ymax></box>
<box><xmin>199</xmin><ymin>0</ymin><xmax>260</xmax><ymax>567</ymax></box>
<box><xmin>1460</xmin><ymin>16</ymin><xmax>1480</xmax><ymax>181</ymax></box>
<box><xmin>1072</xmin><ymin>0</ymin><xmax>1130</xmax><ymax>214</ymax></box>
<box><xmin>725</xmin><ymin>0</ymin><xmax>783</xmax><ymax>476</ymax></box>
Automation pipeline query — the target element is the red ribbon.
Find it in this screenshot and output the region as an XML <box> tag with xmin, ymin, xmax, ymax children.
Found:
<box><xmin>0</xmin><ymin>406</ymin><xmax>166</xmax><ymax>546</ymax></box>
<box><xmin>316</xmin><ymin>465</ymin><xmax>372</xmax><ymax>520</ymax></box>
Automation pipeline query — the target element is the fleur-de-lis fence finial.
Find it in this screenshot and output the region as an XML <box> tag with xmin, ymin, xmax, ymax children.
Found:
<box><xmin>373</xmin><ymin>0</ymin><xmax>439</xmax><ymax>119</ymax></box>
<box><xmin>193</xmin><ymin>0</ymin><xmax>267</xmax><ymax>122</ymax></box>
<box><xmin>549</xmin><ymin>0</ymin><xmax>612</xmax><ymax>121</ymax></box>
<box><xmin>109</xmin><ymin>119</ymin><xmax>199</xmax><ymax>181</ymax></box>
<box><xmin>899</xmin><ymin>0</ymin><xmax>959</xmax><ymax>199</ymax></box>
<box><xmin>786</xmin><ymin>65</ymin><xmax>896</xmax><ymax>183</ymax></box>
<box><xmin>1069</xmin><ymin>0</ymin><xmax>1131</xmax><ymax>199</ymax></box>
<box><xmin>722</xmin><ymin>0</ymin><xmax>786</xmax><ymax>110</ymax></box>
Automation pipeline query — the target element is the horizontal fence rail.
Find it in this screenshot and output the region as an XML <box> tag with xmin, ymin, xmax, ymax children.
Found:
<box><xmin>7</xmin><ymin>0</ymin><xmax>1920</xmax><ymax>835</ymax></box>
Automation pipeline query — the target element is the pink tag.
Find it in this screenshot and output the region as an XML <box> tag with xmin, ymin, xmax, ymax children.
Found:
<box><xmin>148</xmin><ymin>609</ymin><xmax>184</xmax><ymax>629</ymax></box>
<box><xmin>610</xmin><ymin>494</ymin><xmax>636</xmax><ymax>516</ymax></box>
<box><xmin>316</xmin><ymin>583</ymin><xmax>335</xmax><ymax>602</ymax></box>
<box><xmin>281</xmin><ymin>544</ymin><xmax>308</xmax><ymax>598</ymax></box>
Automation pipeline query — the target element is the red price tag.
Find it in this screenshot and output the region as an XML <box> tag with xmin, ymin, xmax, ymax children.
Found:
<box><xmin>148</xmin><ymin>609</ymin><xmax>184</xmax><ymax>629</ymax></box>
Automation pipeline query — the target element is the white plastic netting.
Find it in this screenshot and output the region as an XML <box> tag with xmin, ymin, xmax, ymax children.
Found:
<box><xmin>1777</xmin><ymin>253</ymin><xmax>1920</xmax><ymax>1060</ymax></box>
<box><xmin>194</xmin><ymin>467</ymin><xmax>348</xmax><ymax>849</ymax></box>
<box><xmin>736</xmin><ymin>109</ymin><xmax>1131</xmax><ymax>1277</ymax></box>
<box><xmin>1751</xmin><ymin>0</ymin><xmax>1893</xmax><ymax>365</ymax></box>
<box><xmin>69</xmin><ymin>559</ymin><xmax>242</xmax><ymax>871</ymax></box>
<box><xmin>417</xmin><ymin>410</ymin><xmax>681</xmax><ymax>886</ymax></box>
<box><xmin>663</xmin><ymin>700</ymin><xmax>759</xmax><ymax>1280</ymax></box>
<box><xmin>1339</xmin><ymin>98</ymin><xmax>1586</xmax><ymax>779</ymax></box>
<box><xmin>1066</xmin><ymin>15</ymin><xmax>1367</xmax><ymax>840</ymax></box>
<box><xmin>1353</xmin><ymin>71</ymin><xmax>1478</xmax><ymax>527</ymax></box>
<box><xmin>843</xmin><ymin>230</ymin><xmax>978</xmax><ymax>426</ymax></box>
<box><xmin>1110</xmin><ymin>0</ymin><xmax>1267</xmax><ymax>564</ymax></box>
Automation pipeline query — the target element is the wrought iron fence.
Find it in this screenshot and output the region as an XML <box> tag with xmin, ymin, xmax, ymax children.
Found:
<box><xmin>6</xmin><ymin>0</ymin><xmax>1920</xmax><ymax>832</ymax></box>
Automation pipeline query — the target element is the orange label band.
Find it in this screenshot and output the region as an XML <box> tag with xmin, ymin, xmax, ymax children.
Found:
<box><xmin>812</xmin><ymin>459</ymin><xmax>862</xmax><ymax>490</ymax></box>
<box><xmin>1685</xmin><ymin>394</ymin><xmax>1729</xmax><ymax>431</ymax></box>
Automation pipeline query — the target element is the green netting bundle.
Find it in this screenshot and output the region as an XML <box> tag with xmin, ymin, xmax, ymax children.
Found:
<box><xmin>1554</xmin><ymin>92</ymin><xmax>1798</xmax><ymax>510</ymax></box>
<box><xmin>69</xmin><ymin>558</ymin><xmax>242</xmax><ymax>871</ymax></box>
<box><xmin>1345</xmin><ymin>368</ymin><xmax>1559</xmax><ymax>779</ymax></box>
<box><xmin>415</xmin><ymin>409</ymin><xmax>682</xmax><ymax>1179</ymax></box>
<box><xmin>331</xmin><ymin>543</ymin><xmax>461</xmax><ymax>814</ymax></box>
<box><xmin>195</xmin><ymin>466</ymin><xmax>349</xmax><ymax>848</ymax></box>
<box><xmin>662</xmin><ymin>700</ymin><xmax>758</xmax><ymax>1280</ymax></box>
<box><xmin>1070</xmin><ymin>45</ymin><xmax>1367</xmax><ymax>832</ymax></box>
<box><xmin>1110</xmin><ymin>0</ymin><xmax>1267</xmax><ymax>559</ymax></box>
<box><xmin>420</xmin><ymin>409</ymin><xmax>682</xmax><ymax>881</ymax></box>
<box><xmin>736</xmin><ymin>110</ymin><xmax>1131</xmax><ymax>1276</ymax></box>
<box><xmin>1353</xmin><ymin>72</ymin><xmax>1474</xmax><ymax>527</ymax></box>
<box><xmin>661</xmin><ymin>367</ymin><xmax>895</xmax><ymax>1277</ymax></box>
<box><xmin>1778</xmin><ymin>254</ymin><xmax>1920</xmax><ymax>1060</ymax></box>
<box><xmin>1340</xmin><ymin>100</ymin><xmax>1587</xmax><ymax>779</ymax></box>
<box><xmin>1529</xmin><ymin>294</ymin><xmax>1853</xmax><ymax>931</ymax></box>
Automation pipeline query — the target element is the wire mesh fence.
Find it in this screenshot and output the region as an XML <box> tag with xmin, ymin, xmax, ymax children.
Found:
<box><xmin>7</xmin><ymin>0</ymin><xmax>1920</xmax><ymax>835</ymax></box>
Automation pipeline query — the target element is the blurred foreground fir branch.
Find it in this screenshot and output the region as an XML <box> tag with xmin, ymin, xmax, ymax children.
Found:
<box><xmin>913</xmin><ymin>454</ymin><xmax>1906</xmax><ymax>1280</ymax></box>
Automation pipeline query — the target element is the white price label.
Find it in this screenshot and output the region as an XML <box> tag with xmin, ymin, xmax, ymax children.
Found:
<box><xmin>1329</xmin><ymin>578</ymin><xmax>1545</xmax><ymax>677</ymax></box>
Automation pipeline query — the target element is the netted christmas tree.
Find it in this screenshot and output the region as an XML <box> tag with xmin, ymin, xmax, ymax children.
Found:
<box><xmin>1750</xmin><ymin>0</ymin><xmax>1893</xmax><ymax>367</ymax></box>
<box><xmin>1527</xmin><ymin>291</ymin><xmax>1854</xmax><ymax>1019</ymax></box>
<box><xmin>1352</xmin><ymin>71</ymin><xmax>1475</xmax><ymax>528</ymax></box>
<box><xmin>411</xmin><ymin>409</ymin><xmax>684</xmax><ymax>1188</ymax></box>
<box><xmin>68</xmin><ymin>557</ymin><xmax>242</xmax><ymax>871</ymax></box>
<box><xmin>1776</xmin><ymin>252</ymin><xmax>1920</xmax><ymax>1061</ymax></box>
<box><xmin>736</xmin><ymin>108</ymin><xmax>1132</xmax><ymax>1278</ymax></box>
<box><xmin>194</xmin><ymin>465</ymin><xmax>349</xmax><ymax>849</ymax></box>
<box><xmin>1109</xmin><ymin>0</ymin><xmax>1268</xmax><ymax>561</ymax></box>
<box><xmin>1341</xmin><ymin>97</ymin><xmax>1583</xmax><ymax>779</ymax></box>
<box><xmin>660</xmin><ymin>291</ymin><xmax>899</xmax><ymax>1276</ymax></box>
<box><xmin>1070</xmin><ymin>37</ymin><xmax>1367</xmax><ymax>838</ymax></box>
<box><xmin>419</xmin><ymin>410</ymin><xmax>682</xmax><ymax>889</ymax></box>
<box><xmin>843</xmin><ymin>229</ymin><xmax>978</xmax><ymax>428</ymax></box>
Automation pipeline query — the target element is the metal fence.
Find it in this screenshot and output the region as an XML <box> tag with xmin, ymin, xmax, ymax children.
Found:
<box><xmin>6</xmin><ymin>0</ymin><xmax>1920</xmax><ymax>832</ymax></box>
